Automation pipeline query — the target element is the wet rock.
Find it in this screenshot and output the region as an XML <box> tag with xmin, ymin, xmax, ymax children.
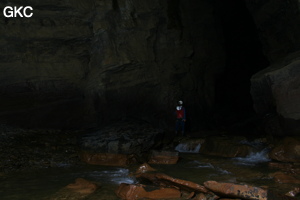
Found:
<box><xmin>219</xmin><ymin>199</ymin><xmax>241</xmax><ymax>200</ymax></box>
<box><xmin>80</xmin><ymin>152</ymin><xmax>135</xmax><ymax>166</ymax></box>
<box><xmin>47</xmin><ymin>178</ymin><xmax>99</xmax><ymax>200</ymax></box>
<box><xmin>193</xmin><ymin>193</ymin><xmax>207</xmax><ymax>200</ymax></box>
<box><xmin>285</xmin><ymin>187</ymin><xmax>300</xmax><ymax>197</ymax></box>
<box><xmin>199</xmin><ymin>136</ymin><xmax>252</xmax><ymax>158</ymax></box>
<box><xmin>79</xmin><ymin>121</ymin><xmax>163</xmax><ymax>157</ymax></box>
<box><xmin>268</xmin><ymin>162</ymin><xmax>294</xmax><ymax>171</ymax></box>
<box><xmin>174</xmin><ymin>138</ymin><xmax>204</xmax><ymax>153</ymax></box>
<box><xmin>269</xmin><ymin>137</ymin><xmax>300</xmax><ymax>162</ymax></box>
<box><xmin>271</xmin><ymin>171</ymin><xmax>300</xmax><ymax>184</ymax></box>
<box><xmin>186</xmin><ymin>191</ymin><xmax>195</xmax><ymax>199</ymax></box>
<box><xmin>136</xmin><ymin>163</ymin><xmax>156</xmax><ymax>174</ymax></box>
<box><xmin>148</xmin><ymin>150</ymin><xmax>179</xmax><ymax>164</ymax></box>
<box><xmin>115</xmin><ymin>183</ymin><xmax>181</xmax><ymax>200</ymax></box>
<box><xmin>203</xmin><ymin>181</ymin><xmax>267</xmax><ymax>200</ymax></box>
<box><xmin>268</xmin><ymin>162</ymin><xmax>300</xmax><ymax>175</ymax></box>
<box><xmin>66</xmin><ymin>178</ymin><xmax>99</xmax><ymax>195</ymax></box>
<box><xmin>137</xmin><ymin>173</ymin><xmax>209</xmax><ymax>194</ymax></box>
<box><xmin>268</xmin><ymin>189</ymin><xmax>298</xmax><ymax>200</ymax></box>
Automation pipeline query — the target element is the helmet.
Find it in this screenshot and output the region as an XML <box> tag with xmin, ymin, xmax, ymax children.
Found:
<box><xmin>178</xmin><ymin>100</ymin><xmax>183</xmax><ymax>105</ymax></box>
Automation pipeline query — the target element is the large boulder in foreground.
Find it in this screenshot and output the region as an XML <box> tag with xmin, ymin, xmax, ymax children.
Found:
<box><xmin>251</xmin><ymin>54</ymin><xmax>300</xmax><ymax>135</ymax></box>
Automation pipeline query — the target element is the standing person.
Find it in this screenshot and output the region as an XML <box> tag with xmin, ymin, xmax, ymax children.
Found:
<box><xmin>175</xmin><ymin>100</ymin><xmax>186</xmax><ymax>136</ymax></box>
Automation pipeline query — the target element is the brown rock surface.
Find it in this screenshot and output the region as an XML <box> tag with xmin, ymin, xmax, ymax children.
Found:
<box><xmin>115</xmin><ymin>183</ymin><xmax>181</xmax><ymax>200</ymax></box>
<box><xmin>193</xmin><ymin>193</ymin><xmax>207</xmax><ymax>200</ymax></box>
<box><xmin>199</xmin><ymin>136</ymin><xmax>252</xmax><ymax>158</ymax></box>
<box><xmin>285</xmin><ymin>187</ymin><xmax>300</xmax><ymax>197</ymax></box>
<box><xmin>268</xmin><ymin>162</ymin><xmax>300</xmax><ymax>175</ymax></box>
<box><xmin>269</xmin><ymin>137</ymin><xmax>300</xmax><ymax>162</ymax></box>
<box><xmin>66</xmin><ymin>178</ymin><xmax>98</xmax><ymax>195</ymax></box>
<box><xmin>203</xmin><ymin>181</ymin><xmax>267</xmax><ymax>200</ymax></box>
<box><xmin>47</xmin><ymin>178</ymin><xmax>99</xmax><ymax>200</ymax></box>
<box><xmin>136</xmin><ymin>163</ymin><xmax>156</xmax><ymax>174</ymax></box>
<box><xmin>268</xmin><ymin>190</ymin><xmax>298</xmax><ymax>200</ymax></box>
<box><xmin>271</xmin><ymin>172</ymin><xmax>300</xmax><ymax>184</ymax></box>
<box><xmin>148</xmin><ymin>150</ymin><xmax>179</xmax><ymax>164</ymax></box>
<box><xmin>137</xmin><ymin>173</ymin><xmax>209</xmax><ymax>193</ymax></box>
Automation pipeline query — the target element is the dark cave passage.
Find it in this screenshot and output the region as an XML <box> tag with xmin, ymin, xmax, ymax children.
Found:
<box><xmin>213</xmin><ymin>0</ymin><xmax>270</xmax><ymax>128</ymax></box>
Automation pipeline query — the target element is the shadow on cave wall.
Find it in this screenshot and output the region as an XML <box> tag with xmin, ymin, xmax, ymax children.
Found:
<box><xmin>211</xmin><ymin>0</ymin><xmax>270</xmax><ymax>133</ymax></box>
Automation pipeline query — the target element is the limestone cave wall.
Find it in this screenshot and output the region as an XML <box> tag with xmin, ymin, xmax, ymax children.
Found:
<box><xmin>1</xmin><ymin>0</ymin><xmax>299</xmax><ymax>134</ymax></box>
<box><xmin>0</xmin><ymin>0</ymin><xmax>225</xmax><ymax>129</ymax></box>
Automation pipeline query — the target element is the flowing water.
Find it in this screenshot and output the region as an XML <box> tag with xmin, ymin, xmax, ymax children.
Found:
<box><xmin>0</xmin><ymin>149</ymin><xmax>299</xmax><ymax>199</ymax></box>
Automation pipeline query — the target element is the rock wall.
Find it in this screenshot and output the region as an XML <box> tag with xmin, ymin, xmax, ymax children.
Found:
<box><xmin>85</xmin><ymin>0</ymin><xmax>225</xmax><ymax>128</ymax></box>
<box><xmin>244</xmin><ymin>0</ymin><xmax>300</xmax><ymax>63</ymax></box>
<box><xmin>246</xmin><ymin>0</ymin><xmax>300</xmax><ymax>135</ymax></box>
<box><xmin>0</xmin><ymin>0</ymin><xmax>226</xmax><ymax>128</ymax></box>
<box><xmin>0</xmin><ymin>0</ymin><xmax>94</xmax><ymax>128</ymax></box>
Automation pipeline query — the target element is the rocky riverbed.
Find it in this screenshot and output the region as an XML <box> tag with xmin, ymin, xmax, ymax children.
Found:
<box><xmin>1</xmin><ymin>122</ymin><xmax>300</xmax><ymax>199</ymax></box>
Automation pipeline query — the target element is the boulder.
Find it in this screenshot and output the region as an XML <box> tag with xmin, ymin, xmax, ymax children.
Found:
<box><xmin>80</xmin><ymin>152</ymin><xmax>135</xmax><ymax>166</ymax></box>
<box><xmin>286</xmin><ymin>187</ymin><xmax>300</xmax><ymax>197</ymax></box>
<box><xmin>115</xmin><ymin>183</ymin><xmax>181</xmax><ymax>200</ymax></box>
<box><xmin>137</xmin><ymin>173</ymin><xmax>209</xmax><ymax>194</ymax></box>
<box><xmin>268</xmin><ymin>189</ymin><xmax>298</xmax><ymax>200</ymax></box>
<box><xmin>136</xmin><ymin>163</ymin><xmax>156</xmax><ymax>174</ymax></box>
<box><xmin>148</xmin><ymin>150</ymin><xmax>179</xmax><ymax>164</ymax></box>
<box><xmin>269</xmin><ymin>137</ymin><xmax>300</xmax><ymax>162</ymax></box>
<box><xmin>203</xmin><ymin>181</ymin><xmax>267</xmax><ymax>200</ymax></box>
<box><xmin>193</xmin><ymin>193</ymin><xmax>207</xmax><ymax>200</ymax></box>
<box><xmin>250</xmin><ymin>56</ymin><xmax>300</xmax><ymax>135</ymax></box>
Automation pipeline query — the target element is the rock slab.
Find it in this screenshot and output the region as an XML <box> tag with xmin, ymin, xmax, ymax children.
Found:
<box><xmin>203</xmin><ymin>181</ymin><xmax>267</xmax><ymax>200</ymax></box>
<box><xmin>115</xmin><ymin>183</ymin><xmax>181</xmax><ymax>200</ymax></box>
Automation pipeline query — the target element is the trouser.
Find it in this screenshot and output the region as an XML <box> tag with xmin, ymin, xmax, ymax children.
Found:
<box><xmin>175</xmin><ymin>118</ymin><xmax>185</xmax><ymax>136</ymax></box>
